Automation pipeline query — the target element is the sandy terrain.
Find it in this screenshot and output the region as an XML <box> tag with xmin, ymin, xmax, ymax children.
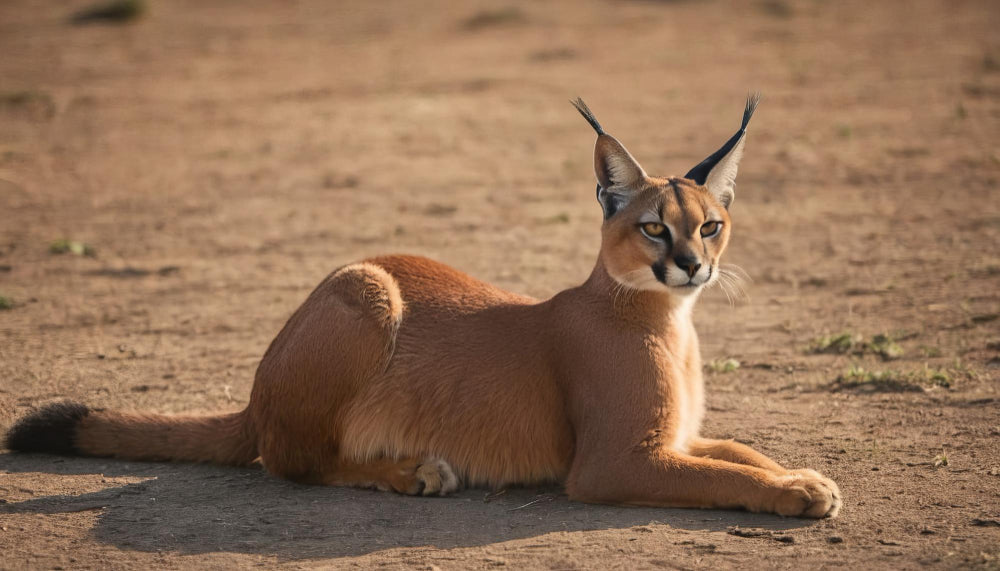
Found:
<box><xmin>1</xmin><ymin>0</ymin><xmax>998</xmax><ymax>568</ymax></box>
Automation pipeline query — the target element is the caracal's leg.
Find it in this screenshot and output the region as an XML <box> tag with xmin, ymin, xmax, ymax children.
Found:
<box><xmin>320</xmin><ymin>456</ymin><xmax>461</xmax><ymax>497</ymax></box>
<box><xmin>567</xmin><ymin>447</ymin><xmax>841</xmax><ymax>518</ymax></box>
<box><xmin>687</xmin><ymin>438</ymin><xmax>841</xmax><ymax>509</ymax></box>
<box><xmin>687</xmin><ymin>437</ymin><xmax>788</xmax><ymax>473</ymax></box>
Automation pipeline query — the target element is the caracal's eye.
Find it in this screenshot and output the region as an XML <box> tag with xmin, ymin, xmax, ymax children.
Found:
<box><xmin>641</xmin><ymin>222</ymin><xmax>666</xmax><ymax>238</ymax></box>
<box><xmin>700</xmin><ymin>221</ymin><xmax>722</xmax><ymax>237</ymax></box>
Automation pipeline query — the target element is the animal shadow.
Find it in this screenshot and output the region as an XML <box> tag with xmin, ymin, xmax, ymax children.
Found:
<box><xmin>0</xmin><ymin>453</ymin><xmax>810</xmax><ymax>560</ymax></box>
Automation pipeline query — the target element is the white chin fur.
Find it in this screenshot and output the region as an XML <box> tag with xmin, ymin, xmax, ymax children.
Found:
<box><xmin>663</xmin><ymin>264</ymin><xmax>713</xmax><ymax>289</ymax></box>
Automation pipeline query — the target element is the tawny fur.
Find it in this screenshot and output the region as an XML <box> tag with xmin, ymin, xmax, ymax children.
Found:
<box><xmin>5</xmin><ymin>97</ymin><xmax>841</xmax><ymax>518</ymax></box>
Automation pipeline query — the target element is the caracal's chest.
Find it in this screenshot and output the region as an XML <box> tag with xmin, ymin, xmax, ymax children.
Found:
<box><xmin>643</xmin><ymin>325</ymin><xmax>706</xmax><ymax>452</ymax></box>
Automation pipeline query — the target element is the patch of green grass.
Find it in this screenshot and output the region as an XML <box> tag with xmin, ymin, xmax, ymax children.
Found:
<box><xmin>0</xmin><ymin>295</ymin><xmax>13</xmax><ymax>310</ymax></box>
<box><xmin>809</xmin><ymin>331</ymin><xmax>904</xmax><ymax>360</ymax></box>
<box><xmin>50</xmin><ymin>238</ymin><xmax>95</xmax><ymax>257</ymax></box>
<box><xmin>925</xmin><ymin>369</ymin><xmax>952</xmax><ymax>388</ymax></box>
<box><xmin>933</xmin><ymin>453</ymin><xmax>949</xmax><ymax>467</ymax></box>
<box><xmin>948</xmin><ymin>358</ymin><xmax>980</xmax><ymax>382</ymax></box>
<box><xmin>809</xmin><ymin>332</ymin><xmax>862</xmax><ymax>354</ymax></box>
<box><xmin>462</xmin><ymin>7</ymin><xmax>527</xmax><ymax>30</ymax></box>
<box><xmin>831</xmin><ymin>365</ymin><xmax>925</xmax><ymax>392</ymax></box>
<box><xmin>918</xmin><ymin>345</ymin><xmax>944</xmax><ymax>358</ymax></box>
<box><xmin>868</xmin><ymin>333</ymin><xmax>904</xmax><ymax>360</ymax></box>
<box><xmin>705</xmin><ymin>358</ymin><xmax>741</xmax><ymax>374</ymax></box>
<box><xmin>829</xmin><ymin>364</ymin><xmax>955</xmax><ymax>393</ymax></box>
<box><xmin>72</xmin><ymin>0</ymin><xmax>145</xmax><ymax>23</ymax></box>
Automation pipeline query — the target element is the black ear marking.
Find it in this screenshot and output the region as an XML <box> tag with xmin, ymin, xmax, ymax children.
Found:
<box><xmin>596</xmin><ymin>185</ymin><xmax>625</xmax><ymax>219</ymax></box>
<box><xmin>684</xmin><ymin>93</ymin><xmax>760</xmax><ymax>185</ymax></box>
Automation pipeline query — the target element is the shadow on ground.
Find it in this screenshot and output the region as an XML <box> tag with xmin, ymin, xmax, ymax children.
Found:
<box><xmin>0</xmin><ymin>453</ymin><xmax>812</xmax><ymax>560</ymax></box>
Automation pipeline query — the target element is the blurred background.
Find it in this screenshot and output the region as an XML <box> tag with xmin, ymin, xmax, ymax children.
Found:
<box><xmin>0</xmin><ymin>0</ymin><xmax>998</xmax><ymax>567</ymax></box>
<box><xmin>2</xmin><ymin>0</ymin><xmax>996</xmax><ymax>384</ymax></box>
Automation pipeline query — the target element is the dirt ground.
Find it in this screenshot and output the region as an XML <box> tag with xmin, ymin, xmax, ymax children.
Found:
<box><xmin>0</xmin><ymin>0</ymin><xmax>998</xmax><ymax>568</ymax></box>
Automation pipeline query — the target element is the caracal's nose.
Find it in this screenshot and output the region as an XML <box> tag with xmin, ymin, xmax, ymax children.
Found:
<box><xmin>673</xmin><ymin>255</ymin><xmax>701</xmax><ymax>278</ymax></box>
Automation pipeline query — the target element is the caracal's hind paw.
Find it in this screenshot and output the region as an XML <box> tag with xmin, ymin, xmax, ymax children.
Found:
<box><xmin>773</xmin><ymin>468</ymin><xmax>842</xmax><ymax>518</ymax></box>
<box><xmin>412</xmin><ymin>458</ymin><xmax>460</xmax><ymax>497</ymax></box>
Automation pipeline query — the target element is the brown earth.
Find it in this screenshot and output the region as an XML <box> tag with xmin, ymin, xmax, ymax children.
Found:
<box><xmin>1</xmin><ymin>0</ymin><xmax>999</xmax><ymax>568</ymax></box>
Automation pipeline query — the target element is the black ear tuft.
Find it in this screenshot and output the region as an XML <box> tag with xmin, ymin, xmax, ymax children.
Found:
<box><xmin>571</xmin><ymin>97</ymin><xmax>605</xmax><ymax>136</ymax></box>
<box><xmin>684</xmin><ymin>92</ymin><xmax>761</xmax><ymax>185</ymax></box>
<box><xmin>5</xmin><ymin>402</ymin><xmax>90</xmax><ymax>455</ymax></box>
<box><xmin>574</xmin><ymin>97</ymin><xmax>646</xmax><ymax>218</ymax></box>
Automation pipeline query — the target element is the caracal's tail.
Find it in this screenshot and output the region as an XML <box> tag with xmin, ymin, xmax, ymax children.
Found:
<box><xmin>4</xmin><ymin>402</ymin><xmax>258</xmax><ymax>466</ymax></box>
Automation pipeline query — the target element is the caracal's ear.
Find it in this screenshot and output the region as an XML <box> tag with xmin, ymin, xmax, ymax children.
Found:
<box><xmin>684</xmin><ymin>93</ymin><xmax>761</xmax><ymax>209</ymax></box>
<box><xmin>571</xmin><ymin>97</ymin><xmax>647</xmax><ymax>219</ymax></box>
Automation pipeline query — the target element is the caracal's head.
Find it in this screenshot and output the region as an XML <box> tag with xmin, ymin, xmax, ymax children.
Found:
<box><xmin>572</xmin><ymin>95</ymin><xmax>759</xmax><ymax>299</ymax></box>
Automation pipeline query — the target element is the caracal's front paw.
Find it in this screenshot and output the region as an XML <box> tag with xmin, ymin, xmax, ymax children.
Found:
<box><xmin>412</xmin><ymin>458</ymin><xmax>460</xmax><ymax>497</ymax></box>
<box><xmin>772</xmin><ymin>468</ymin><xmax>841</xmax><ymax>518</ymax></box>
